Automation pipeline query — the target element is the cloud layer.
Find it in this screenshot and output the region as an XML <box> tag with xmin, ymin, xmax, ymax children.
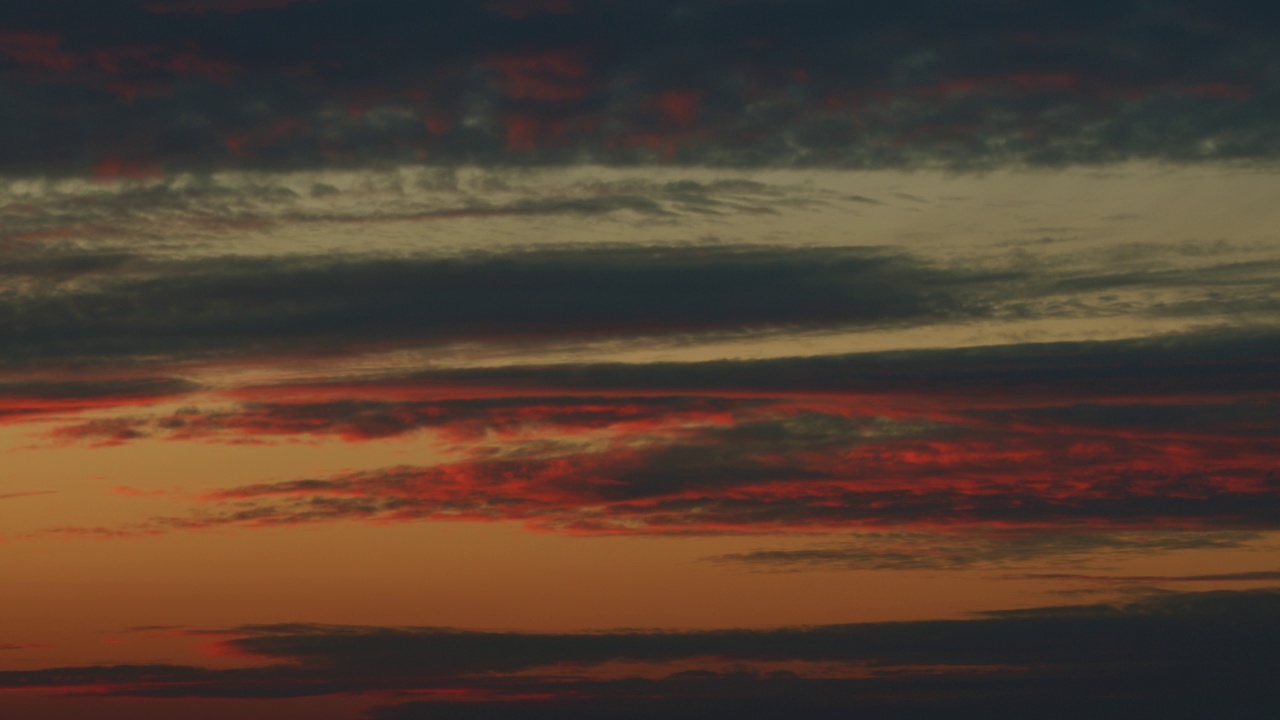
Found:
<box><xmin>4</xmin><ymin>6</ymin><xmax>1279</xmax><ymax>720</ymax></box>
<box><xmin>3</xmin><ymin>0</ymin><xmax>1280</xmax><ymax>174</ymax></box>
<box><xmin>2</xmin><ymin>590</ymin><xmax>1277</xmax><ymax>718</ymax></box>
<box><xmin>3</xmin><ymin>234</ymin><xmax>1278</xmax><ymax>369</ymax></box>
<box><xmin>34</xmin><ymin>329</ymin><xmax>1274</xmax><ymax>546</ymax></box>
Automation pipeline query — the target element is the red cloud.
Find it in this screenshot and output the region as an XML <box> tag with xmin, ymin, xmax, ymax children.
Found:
<box><xmin>222</xmin><ymin>116</ymin><xmax>309</xmax><ymax>157</ymax></box>
<box><xmin>109</xmin><ymin>390</ymin><xmax>1275</xmax><ymax>537</ymax></box>
<box><xmin>112</xmin><ymin>486</ymin><xmax>167</xmax><ymax>497</ymax></box>
<box><xmin>1177</xmin><ymin>82</ymin><xmax>1251</xmax><ymax>101</ymax></box>
<box><xmin>656</xmin><ymin>90</ymin><xmax>702</xmax><ymax>128</ymax></box>
<box><xmin>0</xmin><ymin>33</ymin><xmax>235</xmax><ymax>86</ymax></box>
<box><xmin>484</xmin><ymin>50</ymin><xmax>591</xmax><ymax>102</ymax></box>
<box><xmin>422</xmin><ymin>113</ymin><xmax>453</xmax><ymax>135</ymax></box>
<box><xmin>93</xmin><ymin>157</ymin><xmax>163</xmax><ymax>181</ymax></box>
<box><xmin>505</xmin><ymin>114</ymin><xmax>541</xmax><ymax>150</ymax></box>
<box><xmin>0</xmin><ymin>33</ymin><xmax>78</xmax><ymax>73</ymax></box>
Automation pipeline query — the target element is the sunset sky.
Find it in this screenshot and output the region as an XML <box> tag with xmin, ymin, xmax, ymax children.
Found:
<box><xmin>2</xmin><ymin>1</ymin><xmax>1279</xmax><ymax>718</ymax></box>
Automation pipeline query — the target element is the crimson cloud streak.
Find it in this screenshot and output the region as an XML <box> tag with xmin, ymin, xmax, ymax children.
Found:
<box><xmin>38</xmin><ymin>331</ymin><xmax>1280</xmax><ymax>549</ymax></box>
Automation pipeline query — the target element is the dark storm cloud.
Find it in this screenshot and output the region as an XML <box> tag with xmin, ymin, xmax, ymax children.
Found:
<box><xmin>0</xmin><ymin>245</ymin><xmax>1006</xmax><ymax>367</ymax></box>
<box><xmin>2</xmin><ymin>0</ymin><xmax>1279</xmax><ymax>174</ymax></box>
<box><xmin>0</xmin><ymin>590</ymin><xmax>1277</xmax><ymax>718</ymax></box>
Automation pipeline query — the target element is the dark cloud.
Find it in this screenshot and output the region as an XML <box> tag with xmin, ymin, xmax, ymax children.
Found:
<box><xmin>0</xmin><ymin>590</ymin><xmax>1277</xmax><ymax>719</ymax></box>
<box><xmin>0</xmin><ymin>245</ymin><xmax>1006</xmax><ymax>367</ymax></box>
<box><xmin>0</xmin><ymin>377</ymin><xmax>197</xmax><ymax>400</ymax></box>
<box><xmin>50</xmin><ymin>395</ymin><xmax>763</xmax><ymax>444</ymax></box>
<box><xmin>0</xmin><ymin>251</ymin><xmax>138</xmax><ymax>280</ymax></box>
<box><xmin>0</xmin><ymin>376</ymin><xmax>200</xmax><ymax>421</ymax></box>
<box><xmin>381</xmin><ymin>329</ymin><xmax>1280</xmax><ymax>399</ymax></box>
<box><xmin>966</xmin><ymin>399</ymin><xmax>1280</xmax><ymax>439</ymax></box>
<box><xmin>4</xmin><ymin>231</ymin><xmax>1278</xmax><ymax>370</ymax></box>
<box><xmin>2</xmin><ymin>0</ymin><xmax>1279</xmax><ymax>174</ymax></box>
<box><xmin>1006</xmin><ymin>570</ymin><xmax>1280</xmax><ymax>584</ymax></box>
<box><xmin>143</xmin><ymin>0</ymin><xmax>322</xmax><ymax>14</ymax></box>
<box><xmin>704</xmin><ymin>531</ymin><xmax>1261</xmax><ymax>571</ymax></box>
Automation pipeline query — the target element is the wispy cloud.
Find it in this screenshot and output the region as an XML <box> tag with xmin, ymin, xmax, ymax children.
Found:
<box><xmin>30</xmin><ymin>328</ymin><xmax>1277</xmax><ymax>539</ymax></box>
<box><xmin>0</xmin><ymin>490</ymin><xmax>57</xmax><ymax>501</ymax></box>
<box><xmin>704</xmin><ymin>531</ymin><xmax>1262</xmax><ymax>571</ymax></box>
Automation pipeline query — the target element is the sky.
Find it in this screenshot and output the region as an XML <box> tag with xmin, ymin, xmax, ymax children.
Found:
<box><xmin>1</xmin><ymin>1</ymin><xmax>1279</xmax><ymax>717</ymax></box>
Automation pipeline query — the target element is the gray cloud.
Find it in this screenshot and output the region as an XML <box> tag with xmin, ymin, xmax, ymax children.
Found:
<box><xmin>0</xmin><ymin>174</ymin><xmax>819</xmax><ymax>257</ymax></box>
<box><xmin>0</xmin><ymin>244</ymin><xmax>1008</xmax><ymax>367</ymax></box>
<box><xmin>366</xmin><ymin>328</ymin><xmax>1280</xmax><ymax>399</ymax></box>
<box><xmin>50</xmin><ymin>395</ymin><xmax>767</xmax><ymax>444</ymax></box>
<box><xmin>3</xmin><ymin>228</ymin><xmax>1279</xmax><ymax>371</ymax></box>
<box><xmin>2</xmin><ymin>1</ymin><xmax>1280</xmax><ymax>175</ymax></box>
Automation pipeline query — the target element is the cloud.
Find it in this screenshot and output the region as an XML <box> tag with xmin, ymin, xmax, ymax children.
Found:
<box><xmin>32</xmin><ymin>328</ymin><xmax>1277</xmax><ymax>538</ymax></box>
<box><xmin>50</xmin><ymin>395</ymin><xmax>760</xmax><ymax>444</ymax></box>
<box><xmin>167</xmin><ymin>439</ymin><xmax>1279</xmax><ymax>534</ymax></box>
<box><xmin>100</xmin><ymin>396</ymin><xmax>1278</xmax><ymax>535</ymax></box>
<box><xmin>0</xmin><ymin>244</ymin><xmax>1003</xmax><ymax>367</ymax></box>
<box><xmin>0</xmin><ymin>490</ymin><xmax>57</xmax><ymax>501</ymax></box>
<box><xmin>4</xmin><ymin>223</ymin><xmax>1278</xmax><ymax>371</ymax></box>
<box><xmin>0</xmin><ymin>590</ymin><xmax>1276</xmax><ymax>718</ymax></box>
<box><xmin>2</xmin><ymin>1</ymin><xmax>1279</xmax><ymax>175</ymax></box>
<box><xmin>0</xmin><ymin>377</ymin><xmax>200</xmax><ymax>422</ymax></box>
<box><xmin>1005</xmin><ymin>569</ymin><xmax>1280</xmax><ymax>585</ymax></box>
<box><xmin>373</xmin><ymin>328</ymin><xmax>1280</xmax><ymax>399</ymax></box>
<box><xmin>704</xmin><ymin>530</ymin><xmax>1262</xmax><ymax>571</ymax></box>
<box><xmin>0</xmin><ymin>172</ymin><xmax>820</xmax><ymax>260</ymax></box>
<box><xmin>143</xmin><ymin>0</ymin><xmax>322</xmax><ymax>14</ymax></box>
